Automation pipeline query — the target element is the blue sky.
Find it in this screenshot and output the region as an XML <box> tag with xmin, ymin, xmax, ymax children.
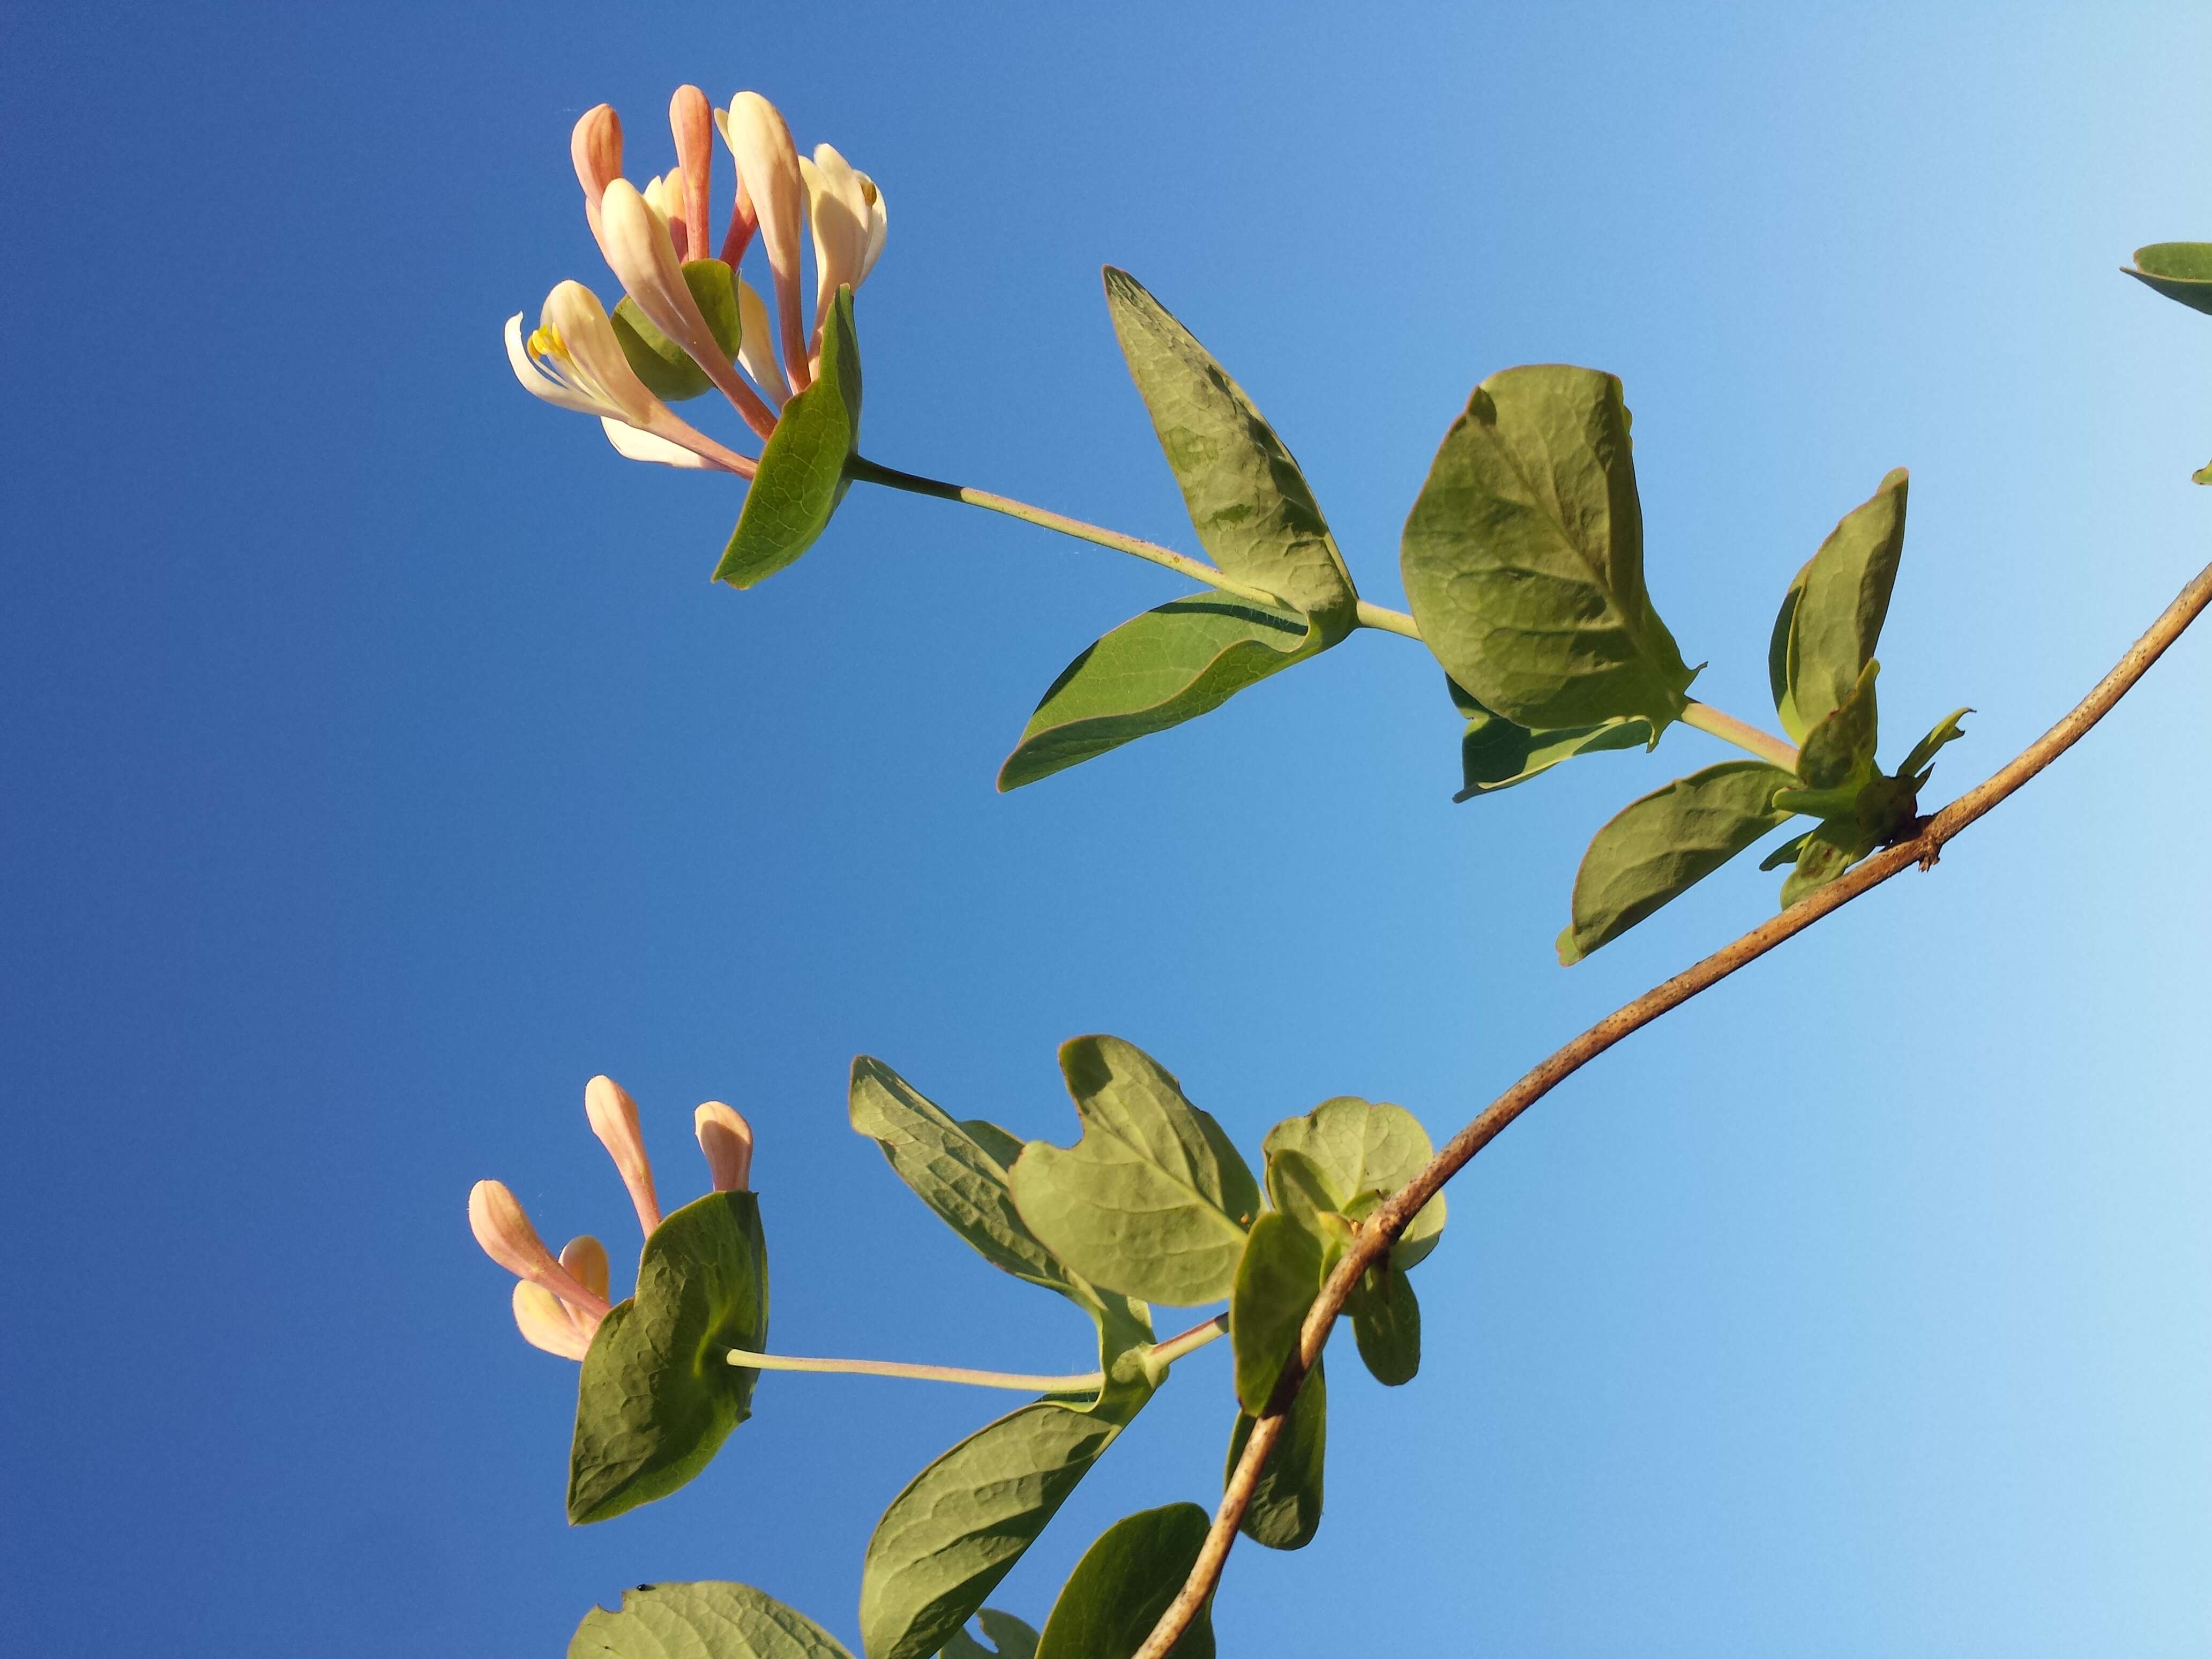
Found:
<box><xmin>4</xmin><ymin>3</ymin><xmax>2210</xmax><ymax>1654</ymax></box>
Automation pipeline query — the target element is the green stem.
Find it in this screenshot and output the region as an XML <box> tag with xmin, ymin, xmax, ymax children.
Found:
<box><xmin>850</xmin><ymin>458</ymin><xmax>1796</xmax><ymax>770</ymax></box>
<box><xmin>724</xmin><ymin>1312</ymin><xmax>1228</xmax><ymax>1393</ymax></box>
<box><xmin>1682</xmin><ymin>700</ymin><xmax>1800</xmax><ymax>771</ymax></box>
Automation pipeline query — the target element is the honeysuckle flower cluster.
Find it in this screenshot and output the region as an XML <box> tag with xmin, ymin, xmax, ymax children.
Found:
<box><xmin>468</xmin><ymin>1075</ymin><xmax>755</xmax><ymax>1360</ymax></box>
<box><xmin>506</xmin><ymin>86</ymin><xmax>887</xmax><ymax>477</ymax></box>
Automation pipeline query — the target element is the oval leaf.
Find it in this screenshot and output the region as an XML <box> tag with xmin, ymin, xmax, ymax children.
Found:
<box><xmin>859</xmin><ymin>1378</ymin><xmax>1154</xmax><ymax>1659</ymax></box>
<box><xmin>1102</xmin><ymin>268</ymin><xmax>1357</xmax><ymax>637</ymax></box>
<box><xmin>715</xmin><ymin>287</ymin><xmax>862</xmax><ymax>589</ymax></box>
<box><xmin>1010</xmin><ymin>1036</ymin><xmax>1260</xmax><ymax>1307</ymax></box>
<box><xmin>1261</xmin><ymin>1096</ymin><xmax>1445</xmax><ymax>1270</ymax></box>
<box><xmin>567</xmin><ymin>1192</ymin><xmax>769</xmax><ymax>1524</ymax></box>
<box><xmin>1230</xmin><ymin>1212</ymin><xmax>1324</xmax><ymax>1415</ymax></box>
<box><xmin>2124</xmin><ymin>242</ymin><xmax>2212</xmax><ymax>316</ymax></box>
<box><xmin>1035</xmin><ymin>1504</ymin><xmax>1216</xmax><ymax>1659</ymax></box>
<box><xmin>1793</xmin><ymin>659</ymin><xmax>1881</xmax><ymax>793</ymax></box>
<box><xmin>1772</xmin><ymin>469</ymin><xmax>1907</xmax><ymax>741</ymax></box>
<box><xmin>610</xmin><ymin>260</ymin><xmax>748</xmax><ymax>403</ymax></box>
<box><xmin>1558</xmin><ymin>760</ymin><xmax>1798</xmax><ymax>964</ymax></box>
<box><xmin>1451</xmin><ymin>677</ymin><xmax>1653</xmax><ymax>799</ymax></box>
<box><xmin>1225</xmin><ymin>1360</ymin><xmax>1326</xmax><ymax>1551</ymax></box>
<box><xmin>571</xmin><ymin>1581</ymin><xmax>852</xmax><ymax>1659</ymax></box>
<box><xmin>1401</xmin><ymin>364</ymin><xmax>1694</xmax><ymax>733</ymax></box>
<box><xmin>1350</xmin><ymin>1263</ymin><xmax>1420</xmax><ymax>1387</ymax></box>
<box><xmin>998</xmin><ymin>594</ymin><xmax>1320</xmax><ymax>791</ymax></box>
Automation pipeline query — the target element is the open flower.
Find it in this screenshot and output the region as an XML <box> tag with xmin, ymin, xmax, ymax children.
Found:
<box><xmin>469</xmin><ymin>1077</ymin><xmax>755</xmax><ymax>1360</ymax></box>
<box><xmin>507</xmin><ymin>83</ymin><xmax>887</xmax><ymax>474</ymax></box>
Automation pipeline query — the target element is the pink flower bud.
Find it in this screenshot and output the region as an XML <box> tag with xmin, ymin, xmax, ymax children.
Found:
<box><xmin>694</xmin><ymin>1101</ymin><xmax>754</xmax><ymax>1192</ymax></box>
<box><xmin>571</xmin><ymin>103</ymin><xmax>624</xmax><ymax>252</ymax></box>
<box><xmin>721</xmin><ymin>91</ymin><xmax>810</xmax><ymax>392</ymax></box>
<box><xmin>559</xmin><ymin>1235</ymin><xmax>612</xmax><ymax>1305</ymax></box>
<box><xmin>468</xmin><ymin>1179</ymin><xmax>610</xmax><ymax>1316</ymax></box>
<box><xmin>669</xmin><ymin>85</ymin><xmax>715</xmax><ymax>264</ymax></box>
<box><xmin>512</xmin><ymin>1281</ymin><xmax>592</xmax><ymax>1359</ymax></box>
<box><xmin>585</xmin><ymin>1074</ymin><xmax>663</xmax><ymax>1237</ymax></box>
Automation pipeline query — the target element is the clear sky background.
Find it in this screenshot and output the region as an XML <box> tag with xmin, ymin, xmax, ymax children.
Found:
<box><xmin>4</xmin><ymin>3</ymin><xmax>2210</xmax><ymax>1654</ymax></box>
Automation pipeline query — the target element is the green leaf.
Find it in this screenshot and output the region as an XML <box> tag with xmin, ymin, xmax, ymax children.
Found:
<box><xmin>1010</xmin><ymin>1035</ymin><xmax>1261</xmax><ymax>1306</ymax></box>
<box><xmin>940</xmin><ymin>1612</ymin><xmax>1041</xmax><ymax>1659</ymax></box>
<box><xmin>2194</xmin><ymin>458</ymin><xmax>2212</xmax><ymax>485</ymax></box>
<box><xmin>610</xmin><ymin>260</ymin><xmax>748</xmax><ymax>402</ymax></box>
<box><xmin>1759</xmin><ymin>828</ymin><xmax>1813</xmax><ymax>872</ymax></box>
<box><xmin>1261</xmin><ymin>1096</ymin><xmax>1446</xmax><ymax>1270</ymax></box>
<box><xmin>1259</xmin><ymin>1147</ymin><xmax>1341</xmax><ymax>1237</ymax></box>
<box><xmin>1449</xmin><ymin>677</ymin><xmax>1652</xmax><ymax>800</ymax></box>
<box><xmin>567</xmin><ymin>1192</ymin><xmax>769</xmax><ymax>1525</ymax></box>
<box><xmin>571</xmin><ymin>1581</ymin><xmax>853</xmax><ymax>1659</ymax></box>
<box><xmin>849</xmin><ymin>1057</ymin><xmax>1077</xmax><ymax>1298</ymax></box>
<box><xmin>1771</xmin><ymin>469</ymin><xmax>1908</xmax><ymax>742</ymax></box>
<box><xmin>1898</xmin><ymin>706</ymin><xmax>1971</xmax><ymax>784</ymax></box>
<box><xmin>998</xmin><ymin>594</ymin><xmax>1323</xmax><ymax>790</ymax></box>
<box><xmin>1101</xmin><ymin>268</ymin><xmax>1358</xmax><ymax>638</ymax></box>
<box><xmin>715</xmin><ymin>287</ymin><xmax>861</xmax><ymax>589</ymax></box>
<box><xmin>1558</xmin><ymin>761</ymin><xmax>1799</xmax><ymax>963</ymax></box>
<box><xmin>2124</xmin><ymin>242</ymin><xmax>2212</xmax><ymax>315</ymax></box>
<box><xmin>859</xmin><ymin>1356</ymin><xmax>1157</xmax><ymax>1659</ymax></box>
<box><xmin>1230</xmin><ymin>1212</ymin><xmax>1325</xmax><ymax>1415</ymax></box>
<box><xmin>1034</xmin><ymin>1505</ymin><xmax>1215</xmax><ymax>1659</ymax></box>
<box><xmin>1225</xmin><ymin>1359</ymin><xmax>1326</xmax><ymax>1551</ymax></box>
<box><xmin>1793</xmin><ymin>659</ymin><xmax>1882</xmax><ymax>794</ymax></box>
<box><xmin>1349</xmin><ymin>1262</ymin><xmax>1420</xmax><ymax>1387</ymax></box>
<box><xmin>1776</xmin><ymin>819</ymin><xmax>1862</xmax><ymax>907</ymax></box>
<box><xmin>1400</xmin><ymin>364</ymin><xmax>1695</xmax><ymax>733</ymax></box>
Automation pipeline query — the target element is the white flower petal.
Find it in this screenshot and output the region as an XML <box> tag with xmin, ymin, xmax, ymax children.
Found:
<box><xmin>602</xmin><ymin>416</ymin><xmax>718</xmax><ymax>467</ymax></box>
<box><xmin>512</xmin><ymin>1281</ymin><xmax>591</xmax><ymax>1359</ymax></box>
<box><xmin>733</xmin><ymin>276</ymin><xmax>784</xmax><ymax>409</ymax></box>
<box><xmin>506</xmin><ymin>311</ymin><xmax>601</xmax><ymax>416</ymax></box>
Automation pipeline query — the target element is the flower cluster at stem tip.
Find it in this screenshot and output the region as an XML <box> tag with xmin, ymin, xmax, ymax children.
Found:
<box><xmin>505</xmin><ymin>86</ymin><xmax>887</xmax><ymax>478</ymax></box>
<box><xmin>468</xmin><ymin>1077</ymin><xmax>755</xmax><ymax>1359</ymax></box>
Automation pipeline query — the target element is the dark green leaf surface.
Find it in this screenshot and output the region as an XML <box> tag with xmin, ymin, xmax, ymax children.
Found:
<box><xmin>610</xmin><ymin>260</ymin><xmax>747</xmax><ymax>402</ymax></box>
<box><xmin>1010</xmin><ymin>1036</ymin><xmax>1260</xmax><ymax>1306</ymax></box>
<box><xmin>1227</xmin><ymin>1360</ymin><xmax>1327</xmax><ymax>1551</ymax></box>
<box><xmin>2124</xmin><ymin>242</ymin><xmax>2212</xmax><ymax>315</ymax></box>
<box><xmin>1230</xmin><ymin>1213</ymin><xmax>1324</xmax><ymax>1415</ymax></box>
<box><xmin>1261</xmin><ymin>1097</ymin><xmax>1445</xmax><ymax>1269</ymax></box>
<box><xmin>1035</xmin><ymin>1505</ymin><xmax>1215</xmax><ymax>1659</ymax></box>
<box><xmin>570</xmin><ymin>1581</ymin><xmax>851</xmax><ymax>1659</ymax></box>
<box><xmin>1102</xmin><ymin>268</ymin><xmax>1358</xmax><ymax>638</ymax></box>
<box><xmin>1771</xmin><ymin>470</ymin><xmax>1907</xmax><ymax>741</ymax></box>
<box><xmin>567</xmin><ymin>1193</ymin><xmax>769</xmax><ymax>1524</ymax></box>
<box><xmin>1795</xmin><ymin>660</ymin><xmax>1882</xmax><ymax>794</ymax></box>
<box><xmin>1558</xmin><ymin>761</ymin><xmax>1798</xmax><ymax>963</ymax></box>
<box><xmin>859</xmin><ymin>1358</ymin><xmax>1156</xmax><ymax>1659</ymax></box>
<box><xmin>716</xmin><ymin>287</ymin><xmax>861</xmax><ymax>588</ymax></box>
<box><xmin>1401</xmin><ymin>364</ymin><xmax>1694</xmax><ymax>732</ymax></box>
<box><xmin>998</xmin><ymin>595</ymin><xmax>1320</xmax><ymax>790</ymax></box>
<box><xmin>1350</xmin><ymin>1264</ymin><xmax>1421</xmax><ymax>1387</ymax></box>
<box><xmin>939</xmin><ymin>1611</ymin><xmax>1041</xmax><ymax>1659</ymax></box>
<box><xmin>1450</xmin><ymin>677</ymin><xmax>1652</xmax><ymax>799</ymax></box>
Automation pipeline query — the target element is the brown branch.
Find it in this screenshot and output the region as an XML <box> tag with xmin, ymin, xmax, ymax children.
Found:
<box><xmin>1132</xmin><ymin>554</ymin><xmax>2212</xmax><ymax>1659</ymax></box>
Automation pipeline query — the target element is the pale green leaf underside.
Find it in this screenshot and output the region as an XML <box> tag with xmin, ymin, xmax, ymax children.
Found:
<box><xmin>1227</xmin><ymin>1360</ymin><xmax>1326</xmax><ymax>1551</ymax></box>
<box><xmin>1455</xmin><ymin>694</ymin><xmax>1653</xmax><ymax>798</ymax></box>
<box><xmin>1261</xmin><ymin>1096</ymin><xmax>1445</xmax><ymax>1269</ymax></box>
<box><xmin>570</xmin><ymin>1581</ymin><xmax>853</xmax><ymax>1659</ymax></box>
<box><xmin>1231</xmin><ymin>1212</ymin><xmax>1324</xmax><ymax>1414</ymax></box>
<box><xmin>998</xmin><ymin>595</ymin><xmax>1319</xmax><ymax>790</ymax></box>
<box><xmin>1401</xmin><ymin>363</ymin><xmax>1694</xmax><ymax>733</ymax></box>
<box><xmin>716</xmin><ymin>287</ymin><xmax>861</xmax><ymax>589</ymax></box>
<box><xmin>568</xmin><ymin>1192</ymin><xmax>769</xmax><ymax>1524</ymax></box>
<box><xmin>1559</xmin><ymin>760</ymin><xmax>1798</xmax><ymax>963</ymax></box>
<box><xmin>1103</xmin><ymin>267</ymin><xmax>1357</xmax><ymax>638</ymax></box>
<box><xmin>1350</xmin><ymin>1263</ymin><xmax>1420</xmax><ymax>1386</ymax></box>
<box><xmin>1010</xmin><ymin>1036</ymin><xmax>1260</xmax><ymax>1306</ymax></box>
<box><xmin>939</xmin><ymin>1611</ymin><xmax>1041</xmax><ymax>1659</ymax></box>
<box><xmin>1035</xmin><ymin>1505</ymin><xmax>1216</xmax><ymax>1659</ymax></box>
<box><xmin>1772</xmin><ymin>468</ymin><xmax>1907</xmax><ymax>741</ymax></box>
<box><xmin>2125</xmin><ymin>242</ymin><xmax>2212</xmax><ymax>315</ymax></box>
<box><xmin>610</xmin><ymin>260</ymin><xmax>746</xmax><ymax>403</ymax></box>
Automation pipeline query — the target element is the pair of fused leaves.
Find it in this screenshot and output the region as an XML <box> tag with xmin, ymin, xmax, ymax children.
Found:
<box><xmin>998</xmin><ymin>272</ymin><xmax>1361</xmax><ymax>788</ymax></box>
<box><xmin>605</xmin><ymin>258</ymin><xmax>867</xmax><ymax>589</ymax></box>
<box><xmin>847</xmin><ymin>1053</ymin><xmax>1158</xmax><ymax>1659</ymax></box>
<box><xmin>1556</xmin><ymin>470</ymin><xmax>1968</xmax><ymax>961</ymax></box>
<box><xmin>569</xmin><ymin>1582</ymin><xmax>1040</xmax><ymax>1659</ymax></box>
<box><xmin>2122</xmin><ymin>242</ymin><xmax>2212</xmax><ymax>483</ymax></box>
<box><xmin>566</xmin><ymin>1191</ymin><xmax>770</xmax><ymax>1524</ymax></box>
<box><xmin>1404</xmin><ymin>364</ymin><xmax>1698</xmax><ymax>799</ymax></box>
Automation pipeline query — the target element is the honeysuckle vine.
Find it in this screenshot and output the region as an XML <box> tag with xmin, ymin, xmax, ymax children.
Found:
<box><xmin>480</xmin><ymin>74</ymin><xmax>2212</xmax><ymax>1659</ymax></box>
